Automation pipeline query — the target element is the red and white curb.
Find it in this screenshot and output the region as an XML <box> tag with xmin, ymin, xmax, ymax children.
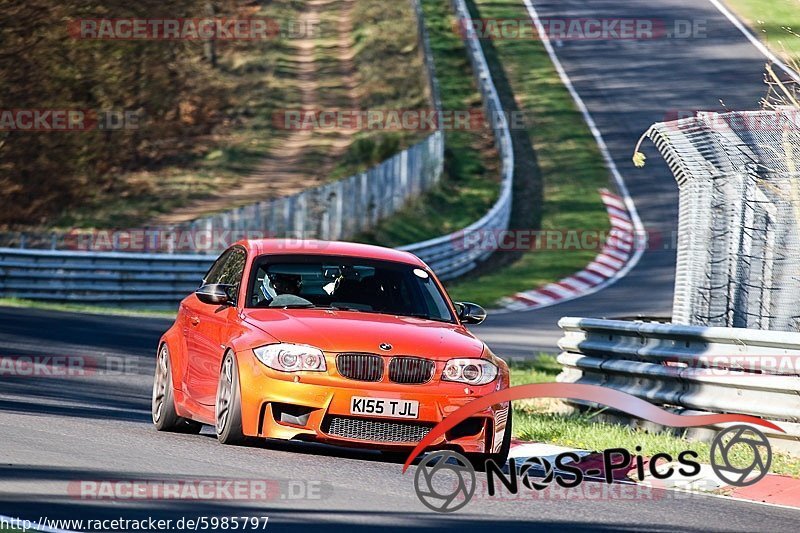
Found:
<box><xmin>509</xmin><ymin>440</ymin><xmax>592</xmax><ymax>462</ymax></box>
<box><xmin>507</xmin><ymin>441</ymin><xmax>800</xmax><ymax>510</ymax></box>
<box><xmin>642</xmin><ymin>464</ymin><xmax>800</xmax><ymax>511</ymax></box>
<box><xmin>496</xmin><ymin>189</ymin><xmax>640</xmax><ymax>312</ymax></box>
<box><xmin>493</xmin><ymin>0</ymin><xmax>648</xmax><ymax>314</ymax></box>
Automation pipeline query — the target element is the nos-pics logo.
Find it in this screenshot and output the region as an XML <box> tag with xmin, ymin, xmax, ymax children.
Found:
<box><xmin>402</xmin><ymin>384</ymin><xmax>781</xmax><ymax>513</ymax></box>
<box><xmin>413</xmin><ymin>425</ymin><xmax>772</xmax><ymax>513</ymax></box>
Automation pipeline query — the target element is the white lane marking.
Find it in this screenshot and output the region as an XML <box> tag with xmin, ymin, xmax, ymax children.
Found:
<box><xmin>514</xmin><ymin>0</ymin><xmax>647</xmax><ymax>311</ymax></box>
<box><xmin>707</xmin><ymin>0</ymin><xmax>800</xmax><ymax>84</ymax></box>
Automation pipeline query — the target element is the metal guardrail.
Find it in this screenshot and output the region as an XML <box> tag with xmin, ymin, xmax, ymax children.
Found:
<box><xmin>0</xmin><ymin>248</ymin><xmax>211</xmax><ymax>305</ymax></box>
<box><xmin>560</xmin><ymin>110</ymin><xmax>800</xmax><ymax>445</ymax></box>
<box><xmin>412</xmin><ymin>0</ymin><xmax>443</xmax><ymax>117</ymax></box>
<box><xmin>557</xmin><ymin>317</ymin><xmax>800</xmax><ymax>441</ymax></box>
<box><xmin>402</xmin><ymin>0</ymin><xmax>514</xmax><ymax>280</ymax></box>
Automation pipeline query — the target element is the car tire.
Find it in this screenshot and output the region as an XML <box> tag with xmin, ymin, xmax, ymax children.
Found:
<box><xmin>152</xmin><ymin>344</ymin><xmax>202</xmax><ymax>434</ymax></box>
<box><xmin>216</xmin><ymin>351</ymin><xmax>247</xmax><ymax>445</ymax></box>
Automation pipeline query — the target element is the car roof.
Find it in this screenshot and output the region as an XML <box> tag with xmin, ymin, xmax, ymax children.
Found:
<box><xmin>242</xmin><ymin>240</ymin><xmax>426</xmax><ymax>267</ymax></box>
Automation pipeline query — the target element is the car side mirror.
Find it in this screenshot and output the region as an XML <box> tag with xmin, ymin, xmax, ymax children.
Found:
<box><xmin>196</xmin><ymin>284</ymin><xmax>235</xmax><ymax>306</ymax></box>
<box><xmin>455</xmin><ymin>302</ymin><xmax>487</xmax><ymax>325</ymax></box>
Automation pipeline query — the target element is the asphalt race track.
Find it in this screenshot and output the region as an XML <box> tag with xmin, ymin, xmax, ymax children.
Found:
<box><xmin>2</xmin><ymin>0</ymin><xmax>800</xmax><ymax>531</ymax></box>
<box><xmin>2</xmin><ymin>306</ymin><xmax>799</xmax><ymax>531</ymax></box>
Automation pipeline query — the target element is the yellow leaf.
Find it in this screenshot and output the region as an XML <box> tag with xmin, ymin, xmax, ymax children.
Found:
<box><xmin>632</xmin><ymin>151</ymin><xmax>647</xmax><ymax>168</ymax></box>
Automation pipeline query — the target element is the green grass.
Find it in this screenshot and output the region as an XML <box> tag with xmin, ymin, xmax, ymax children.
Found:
<box><xmin>507</xmin><ymin>358</ymin><xmax>800</xmax><ymax>478</ymax></box>
<box><xmin>442</xmin><ymin>0</ymin><xmax>611</xmax><ymax>307</ymax></box>
<box><xmin>325</xmin><ymin>0</ymin><xmax>430</xmax><ymax>181</ymax></box>
<box><xmin>726</xmin><ymin>0</ymin><xmax>800</xmax><ymax>61</ymax></box>
<box><xmin>0</xmin><ymin>298</ymin><xmax>176</xmax><ymax>319</ymax></box>
<box><xmin>508</xmin><ymin>355</ymin><xmax>563</xmax><ymax>387</ymax></box>
<box><xmin>357</xmin><ymin>0</ymin><xmax>500</xmax><ymax>246</ymax></box>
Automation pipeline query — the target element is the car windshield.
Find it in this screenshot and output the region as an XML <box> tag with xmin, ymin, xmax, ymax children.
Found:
<box><xmin>247</xmin><ymin>255</ymin><xmax>455</xmax><ymax>323</ymax></box>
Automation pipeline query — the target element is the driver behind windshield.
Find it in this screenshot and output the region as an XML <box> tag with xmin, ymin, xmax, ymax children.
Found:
<box><xmin>254</xmin><ymin>272</ymin><xmax>305</xmax><ymax>308</ymax></box>
<box><xmin>269</xmin><ymin>273</ymin><xmax>302</xmax><ymax>296</ymax></box>
<box><xmin>249</xmin><ymin>259</ymin><xmax>454</xmax><ymax>322</ymax></box>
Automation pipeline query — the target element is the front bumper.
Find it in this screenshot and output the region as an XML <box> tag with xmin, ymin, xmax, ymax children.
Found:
<box><xmin>236</xmin><ymin>350</ymin><xmax>509</xmax><ymax>455</ymax></box>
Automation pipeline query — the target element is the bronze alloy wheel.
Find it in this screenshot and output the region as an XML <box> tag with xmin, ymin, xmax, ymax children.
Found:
<box><xmin>152</xmin><ymin>345</ymin><xmax>170</xmax><ymax>424</ymax></box>
<box><xmin>215</xmin><ymin>352</ymin><xmax>247</xmax><ymax>445</ymax></box>
<box><xmin>151</xmin><ymin>344</ymin><xmax>201</xmax><ymax>434</ymax></box>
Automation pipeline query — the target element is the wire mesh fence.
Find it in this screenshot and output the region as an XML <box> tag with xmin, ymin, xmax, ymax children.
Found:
<box><xmin>645</xmin><ymin>107</ymin><xmax>800</xmax><ymax>331</ymax></box>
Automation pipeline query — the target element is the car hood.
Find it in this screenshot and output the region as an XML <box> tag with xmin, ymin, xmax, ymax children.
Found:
<box><xmin>242</xmin><ymin>309</ymin><xmax>484</xmax><ymax>360</ymax></box>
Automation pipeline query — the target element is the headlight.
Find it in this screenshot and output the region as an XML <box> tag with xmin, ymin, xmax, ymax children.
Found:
<box><xmin>254</xmin><ymin>344</ymin><xmax>327</xmax><ymax>372</ymax></box>
<box><xmin>442</xmin><ymin>358</ymin><xmax>497</xmax><ymax>385</ymax></box>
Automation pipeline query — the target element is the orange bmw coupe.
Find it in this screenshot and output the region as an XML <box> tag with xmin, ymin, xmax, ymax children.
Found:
<box><xmin>152</xmin><ymin>240</ymin><xmax>512</xmax><ymax>463</ymax></box>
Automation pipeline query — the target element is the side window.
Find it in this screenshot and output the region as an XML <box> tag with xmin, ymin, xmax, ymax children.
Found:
<box><xmin>217</xmin><ymin>249</ymin><xmax>247</xmax><ymax>291</ymax></box>
<box><xmin>203</xmin><ymin>248</ymin><xmax>247</xmax><ymax>302</ymax></box>
<box><xmin>204</xmin><ymin>250</ymin><xmax>233</xmax><ymax>286</ymax></box>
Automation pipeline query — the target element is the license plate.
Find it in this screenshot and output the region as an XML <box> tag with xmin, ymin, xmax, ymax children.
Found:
<box><xmin>350</xmin><ymin>396</ymin><xmax>419</xmax><ymax>419</ymax></box>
